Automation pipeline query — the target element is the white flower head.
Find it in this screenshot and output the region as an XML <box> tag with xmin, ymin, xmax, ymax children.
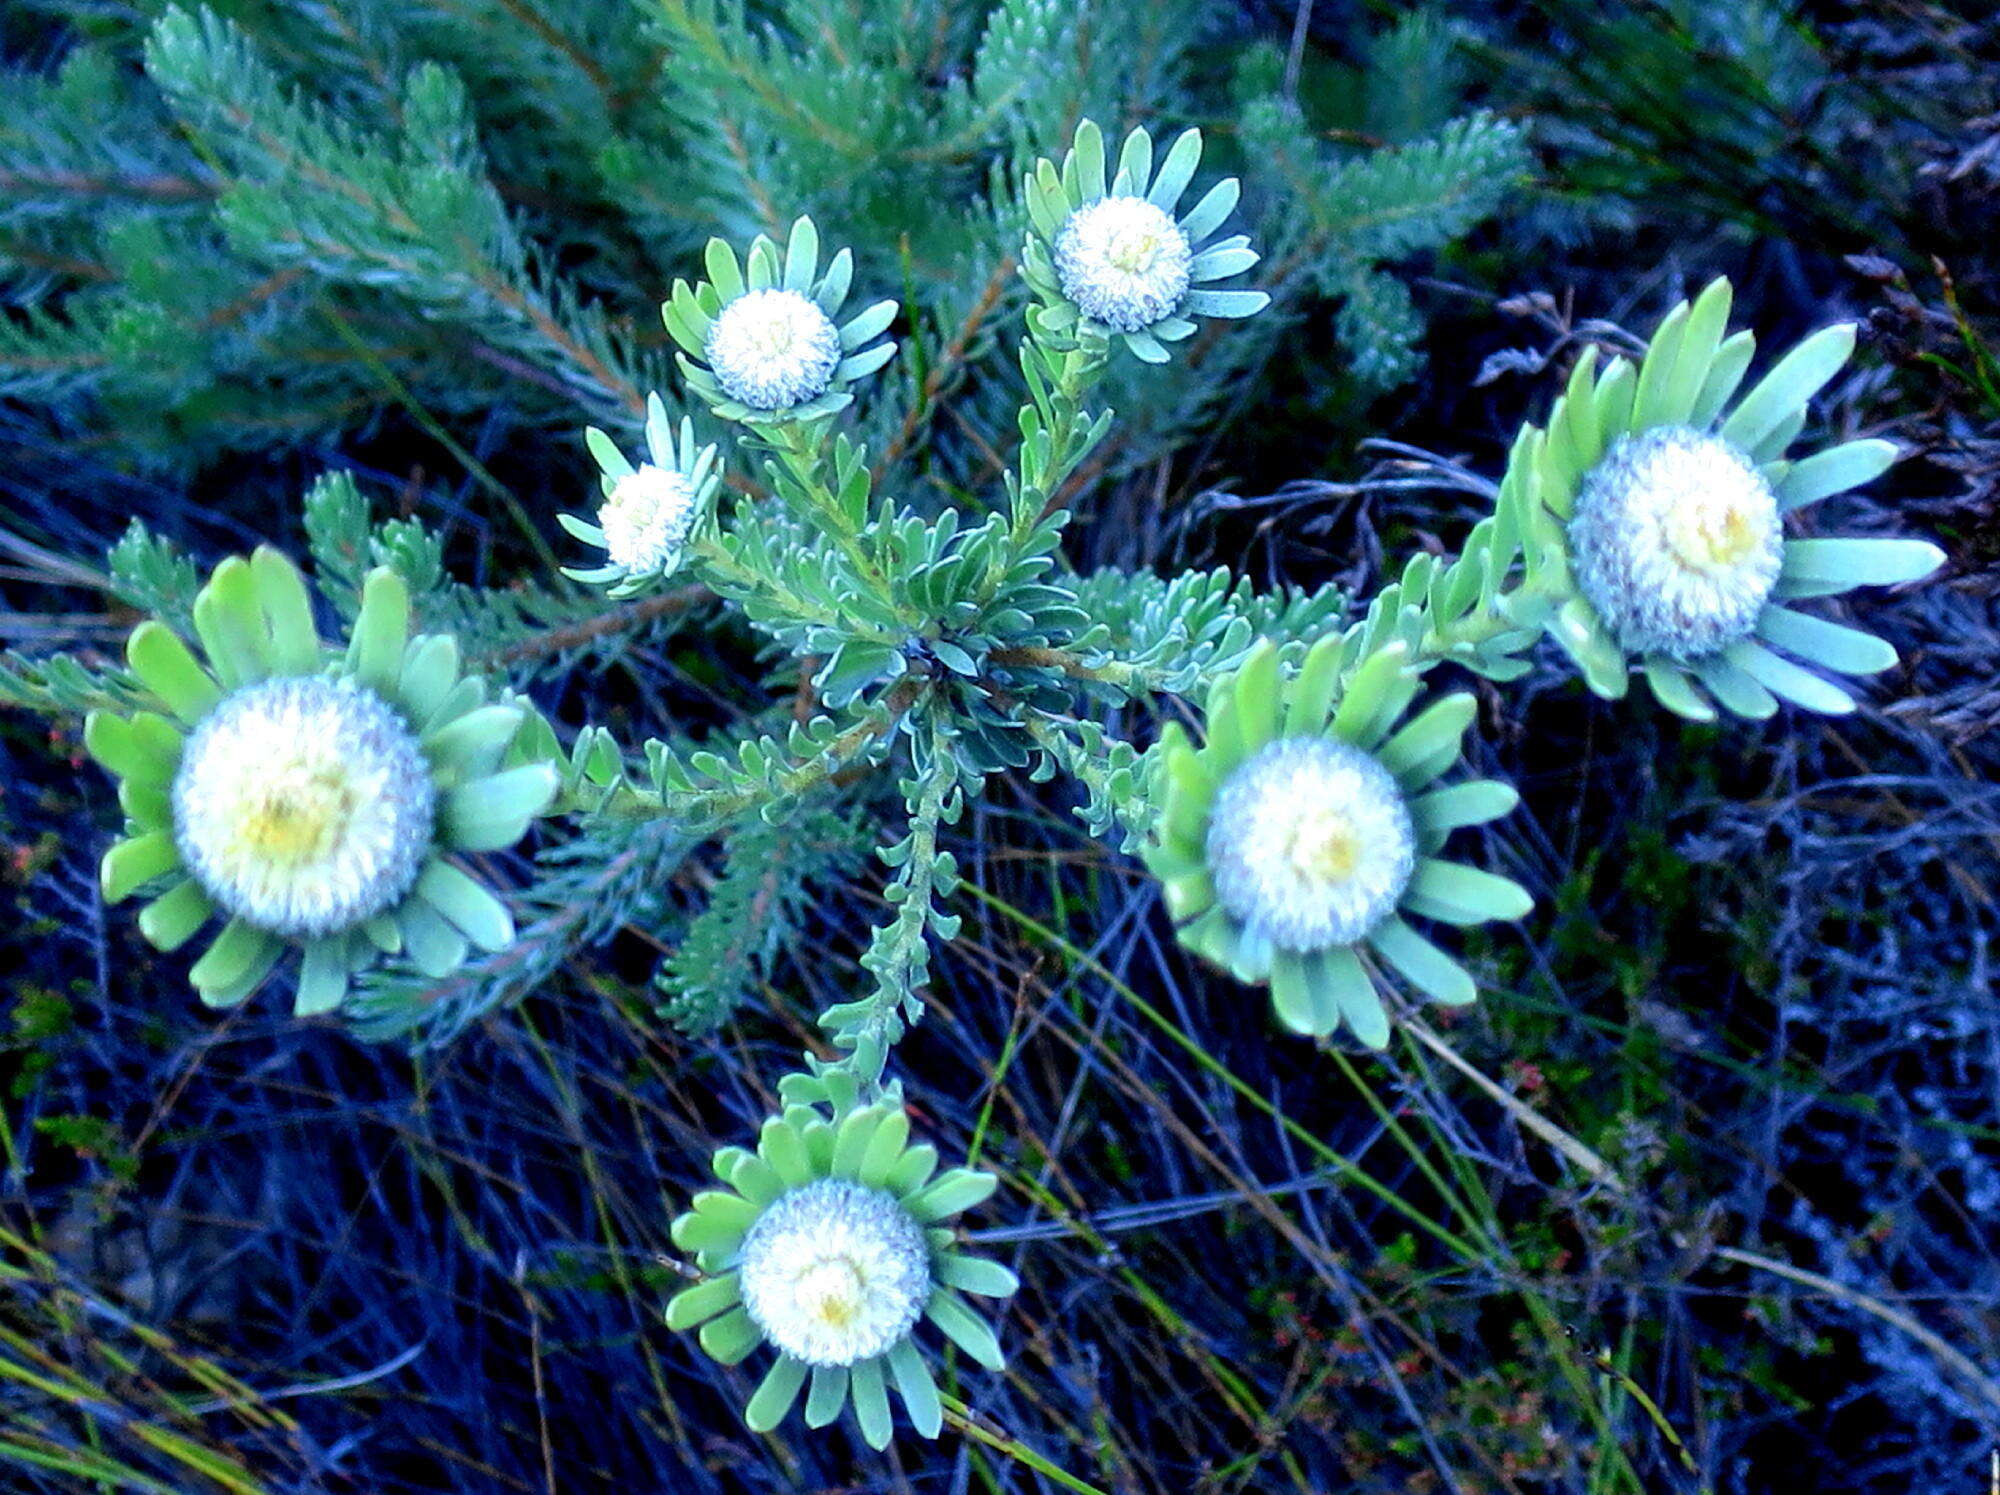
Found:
<box><xmin>737</xmin><ymin>1179</ymin><xmax>932</xmax><ymax>1368</ymax></box>
<box><xmin>597</xmin><ymin>463</ymin><xmax>698</xmax><ymax>575</ymax></box>
<box><xmin>1205</xmin><ymin>737</ymin><xmax>1416</xmax><ymax>952</ymax></box>
<box><xmin>1054</xmin><ymin>195</ymin><xmax>1193</xmax><ymax>333</ymax></box>
<box><xmin>171</xmin><ymin>676</ymin><xmax>435</xmax><ymax>938</ymax></box>
<box><xmin>1567</xmin><ymin>426</ymin><xmax>1784</xmax><ymax>661</ymax></box>
<box><xmin>704</xmin><ymin>287</ymin><xmax>843</xmax><ymax>412</ymax></box>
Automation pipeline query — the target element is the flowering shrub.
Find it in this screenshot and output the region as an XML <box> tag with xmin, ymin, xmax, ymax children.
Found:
<box><xmin>11</xmin><ymin>93</ymin><xmax>1947</xmax><ymax>1462</ymax></box>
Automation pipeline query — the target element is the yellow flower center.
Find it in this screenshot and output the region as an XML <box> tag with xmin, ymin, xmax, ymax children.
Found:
<box><xmin>1053</xmin><ymin>196</ymin><xmax>1195</xmax><ymax>334</ymax></box>
<box><xmin>798</xmin><ymin>1258</ymin><xmax>868</xmax><ymax>1332</ymax></box>
<box><xmin>745</xmin><ymin>319</ymin><xmax>798</xmax><ymax>359</ymax></box>
<box><xmin>171</xmin><ymin>676</ymin><xmax>436</xmax><ymax>937</ymax></box>
<box><xmin>1106</xmin><ymin>224</ymin><xmax>1167</xmax><ymax>275</ymax></box>
<box><xmin>1665</xmin><ymin>494</ymin><xmax>1763</xmax><ymax>573</ymax></box>
<box><xmin>1565</xmin><ymin>427</ymin><xmax>1787</xmax><ymax>661</ymax></box>
<box><xmin>233</xmin><ymin>766</ymin><xmax>357</xmax><ymax>867</ymax></box>
<box><xmin>1284</xmin><ymin>804</ymin><xmax>1363</xmax><ymax>885</ymax></box>
<box><xmin>704</xmin><ymin>288</ymin><xmax>844</xmax><ymax>411</ymax></box>
<box><xmin>1206</xmin><ymin>737</ymin><xmax>1418</xmax><ymax>952</ymax></box>
<box><xmin>736</xmin><ymin>1179</ymin><xmax>935</xmax><ymax>1367</ymax></box>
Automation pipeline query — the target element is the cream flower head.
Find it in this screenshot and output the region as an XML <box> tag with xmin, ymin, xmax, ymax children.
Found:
<box><xmin>1053</xmin><ymin>195</ymin><xmax>1195</xmax><ymax>334</ymax></box>
<box><xmin>737</xmin><ymin>1179</ymin><xmax>932</xmax><ymax>1369</ymax></box>
<box><xmin>89</xmin><ymin>550</ymin><xmax>558</xmax><ymax>1015</ymax></box>
<box><xmin>1206</xmin><ymin>737</ymin><xmax>1417</xmax><ymax>953</ymax></box>
<box><xmin>171</xmin><ymin>675</ymin><xmax>435</xmax><ymax>938</ymax></box>
<box><xmin>667</xmin><ymin>1102</ymin><xmax>1016</xmax><ymax>1449</ymax></box>
<box><xmin>704</xmin><ymin>287</ymin><xmax>844</xmax><ymax>412</ymax></box>
<box><xmin>561</xmin><ymin>396</ymin><xmax>722</xmax><ymax>597</ymax></box>
<box><xmin>1143</xmin><ymin>638</ymin><xmax>1530</xmax><ymax>1047</ymax></box>
<box><xmin>1566</xmin><ymin>426</ymin><xmax>1785</xmax><ymax>661</ymax></box>
<box><xmin>664</xmin><ymin>218</ymin><xmax>898</xmax><ymax>424</ymax></box>
<box><xmin>598</xmin><ymin>464</ymin><xmax>700</xmax><ymax>575</ymax></box>
<box><xmin>1023</xmin><ymin>119</ymin><xmax>1269</xmax><ymax>362</ymax></box>
<box><xmin>1526</xmin><ymin>277</ymin><xmax>1945</xmax><ymax>719</ymax></box>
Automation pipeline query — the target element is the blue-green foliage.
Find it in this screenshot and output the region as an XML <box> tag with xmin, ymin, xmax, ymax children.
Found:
<box><xmin>1</xmin><ymin>0</ymin><xmax>1519</xmax><ymax>464</ymax></box>
<box><xmin>656</xmin><ymin>807</ymin><xmax>870</xmax><ymax>1037</ymax></box>
<box><xmin>2</xmin><ymin>1</ymin><xmax>1531</xmax><ymax>1065</ymax></box>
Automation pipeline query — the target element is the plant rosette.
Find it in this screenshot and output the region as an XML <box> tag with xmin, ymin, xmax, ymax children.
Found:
<box><xmin>666</xmin><ymin>1101</ymin><xmax>1017</xmax><ymax>1449</ymax></box>
<box><xmin>1528</xmin><ymin>276</ymin><xmax>1946</xmax><ymax>720</ymax></box>
<box><xmin>1023</xmin><ymin>118</ymin><xmax>1271</xmax><ymax>363</ymax></box>
<box><xmin>86</xmin><ymin>548</ymin><xmax>559</xmax><ymax>1015</ymax></box>
<box><xmin>1141</xmin><ymin>636</ymin><xmax>1531</xmax><ymax>1047</ymax></box>
<box><xmin>663</xmin><ymin>216</ymin><xmax>898</xmax><ymax>425</ymax></box>
<box><xmin>560</xmin><ymin>392</ymin><xmax>721</xmax><ymax>596</ymax></box>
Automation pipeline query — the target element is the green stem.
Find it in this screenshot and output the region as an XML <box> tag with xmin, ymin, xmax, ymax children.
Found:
<box><xmin>821</xmin><ymin>711</ymin><xmax>956</xmax><ymax>1085</ymax></box>
<box><xmin>686</xmin><ymin>527</ymin><xmax>900</xmax><ymax>644</ymax></box>
<box><xmin>761</xmin><ymin>418</ymin><xmax>896</xmax><ymax>598</ymax></box>
<box><xmin>938</xmin><ymin>1395</ymin><xmax>1113</xmax><ymax>1495</ymax></box>
<box><xmin>985</xmin><ymin>328</ymin><xmax>1110</xmax><ymax>594</ymax></box>
<box><xmin>1415</xmin><ymin>588</ymin><xmax>1524</xmax><ymax>667</ymax></box>
<box><xmin>1018</xmin><ymin>712</ymin><xmax>1156</xmax><ymax>849</ymax></box>
<box><xmin>582</xmin><ymin>677</ymin><xmax>924</xmax><ymax>824</ymax></box>
<box><xmin>1377</xmin><ymin>514</ymin><xmax>1558</xmax><ymax>687</ymax></box>
<box><xmin>987</xmin><ymin>644</ymin><xmax>1159</xmax><ymax>691</ymax></box>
